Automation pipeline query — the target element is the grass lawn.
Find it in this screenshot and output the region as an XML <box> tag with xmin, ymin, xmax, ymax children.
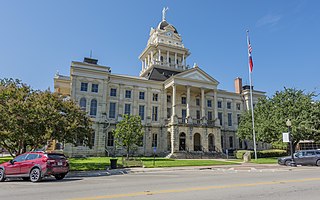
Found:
<box><xmin>0</xmin><ymin>157</ymin><xmax>12</xmax><ymax>164</ymax></box>
<box><xmin>250</xmin><ymin>157</ymin><xmax>278</xmax><ymax>164</ymax></box>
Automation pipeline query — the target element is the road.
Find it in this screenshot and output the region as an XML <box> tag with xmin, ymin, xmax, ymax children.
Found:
<box><xmin>1</xmin><ymin>165</ymin><xmax>320</xmax><ymax>200</ymax></box>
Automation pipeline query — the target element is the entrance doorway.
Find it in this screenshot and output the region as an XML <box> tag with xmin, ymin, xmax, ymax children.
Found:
<box><xmin>208</xmin><ymin>134</ymin><xmax>215</xmax><ymax>151</ymax></box>
<box><xmin>194</xmin><ymin>133</ymin><xmax>201</xmax><ymax>151</ymax></box>
<box><xmin>179</xmin><ymin>132</ymin><xmax>186</xmax><ymax>151</ymax></box>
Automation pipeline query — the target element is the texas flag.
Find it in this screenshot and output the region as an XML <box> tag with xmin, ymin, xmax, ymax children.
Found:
<box><xmin>247</xmin><ymin>32</ymin><xmax>254</xmax><ymax>73</ymax></box>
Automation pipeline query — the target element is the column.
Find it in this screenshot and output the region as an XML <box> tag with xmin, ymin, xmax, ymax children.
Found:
<box><xmin>158</xmin><ymin>49</ymin><xmax>161</xmax><ymax>63</ymax></box>
<box><xmin>150</xmin><ymin>51</ymin><xmax>154</xmax><ymax>64</ymax></box>
<box><xmin>201</xmin><ymin>88</ymin><xmax>205</xmax><ymax>118</ymax></box>
<box><xmin>147</xmin><ymin>54</ymin><xmax>150</xmax><ymax>67</ymax></box>
<box><xmin>214</xmin><ymin>89</ymin><xmax>218</xmax><ymax>122</ymax></box>
<box><xmin>167</xmin><ymin>51</ymin><xmax>170</xmax><ymax>66</ymax></box>
<box><xmin>182</xmin><ymin>53</ymin><xmax>185</xmax><ymax>68</ymax></box>
<box><xmin>164</xmin><ymin>91</ymin><xmax>168</xmax><ymax>120</ymax></box>
<box><xmin>141</xmin><ymin>61</ymin><xmax>144</xmax><ymax>71</ymax></box>
<box><xmin>174</xmin><ymin>53</ymin><xmax>177</xmax><ymax>68</ymax></box>
<box><xmin>144</xmin><ymin>58</ymin><xmax>147</xmax><ymax>69</ymax></box>
<box><xmin>172</xmin><ymin>84</ymin><xmax>176</xmax><ymax>119</ymax></box>
<box><xmin>186</xmin><ymin>86</ymin><xmax>190</xmax><ymax>117</ymax></box>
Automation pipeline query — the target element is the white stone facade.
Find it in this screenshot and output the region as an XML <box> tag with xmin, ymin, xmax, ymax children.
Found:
<box><xmin>54</xmin><ymin>12</ymin><xmax>268</xmax><ymax>157</ymax></box>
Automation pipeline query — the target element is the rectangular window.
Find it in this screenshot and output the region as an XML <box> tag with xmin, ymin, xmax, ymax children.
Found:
<box><xmin>218</xmin><ymin>101</ymin><xmax>222</xmax><ymax>108</ymax></box>
<box><xmin>196</xmin><ymin>98</ymin><xmax>200</xmax><ymax>106</ymax></box>
<box><xmin>153</xmin><ymin>93</ymin><xmax>158</xmax><ymax>101</ymax></box>
<box><xmin>139</xmin><ymin>91</ymin><xmax>145</xmax><ymax>100</ymax></box>
<box><xmin>207</xmin><ymin>100</ymin><xmax>212</xmax><ymax>107</ymax></box>
<box><xmin>182</xmin><ymin>109</ymin><xmax>187</xmax><ymax>121</ymax></box>
<box><xmin>229</xmin><ymin>136</ymin><xmax>233</xmax><ymax>148</ymax></box>
<box><xmin>218</xmin><ymin>112</ymin><xmax>223</xmax><ymax>126</ymax></box>
<box><xmin>228</xmin><ymin>113</ymin><xmax>232</xmax><ymax>126</ymax></box>
<box><xmin>167</xmin><ymin>108</ymin><xmax>171</xmax><ymax>118</ymax></box>
<box><xmin>125</xmin><ymin>90</ymin><xmax>131</xmax><ymax>98</ymax></box>
<box><xmin>196</xmin><ymin>110</ymin><xmax>200</xmax><ymax>119</ymax></box>
<box><xmin>80</xmin><ymin>82</ymin><xmax>88</xmax><ymax>91</ymax></box>
<box><xmin>167</xmin><ymin>95</ymin><xmax>171</xmax><ymax>103</ymax></box>
<box><xmin>91</xmin><ymin>84</ymin><xmax>98</xmax><ymax>93</ymax></box>
<box><xmin>109</xmin><ymin>102</ymin><xmax>116</xmax><ymax>118</ymax></box>
<box><xmin>227</xmin><ymin>102</ymin><xmax>232</xmax><ymax>109</ymax></box>
<box><xmin>152</xmin><ymin>133</ymin><xmax>158</xmax><ymax>148</ymax></box>
<box><xmin>124</xmin><ymin>104</ymin><xmax>131</xmax><ymax>115</ymax></box>
<box><xmin>152</xmin><ymin>106</ymin><xmax>158</xmax><ymax>121</ymax></box>
<box><xmin>208</xmin><ymin>111</ymin><xmax>213</xmax><ymax>121</ymax></box>
<box><xmin>139</xmin><ymin>105</ymin><xmax>145</xmax><ymax>120</ymax></box>
<box><xmin>236</xmin><ymin>103</ymin><xmax>241</xmax><ymax>110</ymax></box>
<box><xmin>237</xmin><ymin>114</ymin><xmax>241</xmax><ymax>125</ymax></box>
<box><xmin>110</xmin><ymin>88</ymin><xmax>117</xmax><ymax>97</ymax></box>
<box><xmin>181</xmin><ymin>97</ymin><xmax>186</xmax><ymax>104</ymax></box>
<box><xmin>107</xmin><ymin>132</ymin><xmax>114</xmax><ymax>146</ymax></box>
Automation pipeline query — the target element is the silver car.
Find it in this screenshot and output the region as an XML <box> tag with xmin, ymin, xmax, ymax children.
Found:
<box><xmin>278</xmin><ymin>150</ymin><xmax>320</xmax><ymax>166</ymax></box>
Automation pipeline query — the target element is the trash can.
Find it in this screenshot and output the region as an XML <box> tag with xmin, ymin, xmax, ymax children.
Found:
<box><xmin>110</xmin><ymin>158</ymin><xmax>118</xmax><ymax>169</ymax></box>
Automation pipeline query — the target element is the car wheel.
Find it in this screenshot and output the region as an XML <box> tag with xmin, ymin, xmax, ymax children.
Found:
<box><xmin>22</xmin><ymin>177</ymin><xmax>30</xmax><ymax>181</ymax></box>
<box><xmin>54</xmin><ymin>174</ymin><xmax>66</xmax><ymax>180</ymax></box>
<box><xmin>316</xmin><ymin>160</ymin><xmax>320</xmax><ymax>166</ymax></box>
<box><xmin>285</xmin><ymin>160</ymin><xmax>291</xmax><ymax>166</ymax></box>
<box><xmin>0</xmin><ymin>169</ymin><xmax>5</xmax><ymax>182</ymax></box>
<box><xmin>29</xmin><ymin>168</ymin><xmax>42</xmax><ymax>182</ymax></box>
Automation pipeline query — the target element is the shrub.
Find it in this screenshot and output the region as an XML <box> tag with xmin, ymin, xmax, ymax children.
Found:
<box><xmin>235</xmin><ymin>149</ymin><xmax>287</xmax><ymax>159</ymax></box>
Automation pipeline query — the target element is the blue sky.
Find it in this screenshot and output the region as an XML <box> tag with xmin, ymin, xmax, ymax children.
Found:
<box><xmin>1</xmin><ymin>0</ymin><xmax>319</xmax><ymax>97</ymax></box>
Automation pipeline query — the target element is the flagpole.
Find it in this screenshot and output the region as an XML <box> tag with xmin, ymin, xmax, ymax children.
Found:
<box><xmin>246</xmin><ymin>30</ymin><xmax>257</xmax><ymax>160</ymax></box>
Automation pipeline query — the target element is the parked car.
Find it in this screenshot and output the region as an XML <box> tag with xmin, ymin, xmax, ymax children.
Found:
<box><xmin>278</xmin><ymin>149</ymin><xmax>320</xmax><ymax>166</ymax></box>
<box><xmin>0</xmin><ymin>152</ymin><xmax>69</xmax><ymax>182</ymax></box>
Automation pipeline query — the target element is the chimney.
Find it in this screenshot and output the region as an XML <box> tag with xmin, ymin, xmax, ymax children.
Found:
<box><xmin>234</xmin><ymin>77</ymin><xmax>242</xmax><ymax>94</ymax></box>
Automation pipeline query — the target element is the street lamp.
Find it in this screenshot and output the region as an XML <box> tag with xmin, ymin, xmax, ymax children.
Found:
<box><xmin>286</xmin><ymin>119</ymin><xmax>296</xmax><ymax>167</ymax></box>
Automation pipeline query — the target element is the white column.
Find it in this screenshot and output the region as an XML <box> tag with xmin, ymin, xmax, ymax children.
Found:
<box><xmin>201</xmin><ymin>88</ymin><xmax>205</xmax><ymax>118</ymax></box>
<box><xmin>151</xmin><ymin>51</ymin><xmax>154</xmax><ymax>64</ymax></box>
<box><xmin>147</xmin><ymin>54</ymin><xmax>150</xmax><ymax>67</ymax></box>
<box><xmin>158</xmin><ymin>49</ymin><xmax>161</xmax><ymax>62</ymax></box>
<box><xmin>172</xmin><ymin>84</ymin><xmax>176</xmax><ymax>118</ymax></box>
<box><xmin>167</xmin><ymin>51</ymin><xmax>170</xmax><ymax>66</ymax></box>
<box><xmin>144</xmin><ymin>58</ymin><xmax>147</xmax><ymax>69</ymax></box>
<box><xmin>186</xmin><ymin>86</ymin><xmax>190</xmax><ymax>117</ymax></box>
<box><xmin>182</xmin><ymin>53</ymin><xmax>185</xmax><ymax>68</ymax></box>
<box><xmin>175</xmin><ymin>53</ymin><xmax>177</xmax><ymax>68</ymax></box>
<box><xmin>164</xmin><ymin>91</ymin><xmax>168</xmax><ymax>120</ymax></box>
<box><xmin>141</xmin><ymin>61</ymin><xmax>144</xmax><ymax>71</ymax></box>
<box><xmin>214</xmin><ymin>89</ymin><xmax>218</xmax><ymax>121</ymax></box>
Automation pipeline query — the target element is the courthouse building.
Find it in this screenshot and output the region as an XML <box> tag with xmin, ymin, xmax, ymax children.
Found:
<box><xmin>54</xmin><ymin>11</ymin><xmax>267</xmax><ymax>157</ymax></box>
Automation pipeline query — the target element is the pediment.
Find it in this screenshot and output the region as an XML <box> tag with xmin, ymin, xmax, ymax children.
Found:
<box><xmin>175</xmin><ymin>68</ymin><xmax>219</xmax><ymax>85</ymax></box>
<box><xmin>164</xmin><ymin>25</ymin><xmax>175</xmax><ymax>31</ymax></box>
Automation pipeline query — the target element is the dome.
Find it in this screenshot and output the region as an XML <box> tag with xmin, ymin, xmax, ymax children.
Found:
<box><xmin>157</xmin><ymin>20</ymin><xmax>178</xmax><ymax>34</ymax></box>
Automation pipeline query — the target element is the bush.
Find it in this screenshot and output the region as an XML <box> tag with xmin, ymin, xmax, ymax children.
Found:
<box><xmin>235</xmin><ymin>149</ymin><xmax>287</xmax><ymax>159</ymax></box>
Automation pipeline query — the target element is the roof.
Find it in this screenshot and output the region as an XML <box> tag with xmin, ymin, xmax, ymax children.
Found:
<box><xmin>157</xmin><ymin>20</ymin><xmax>178</xmax><ymax>33</ymax></box>
<box><xmin>146</xmin><ymin>67</ymin><xmax>181</xmax><ymax>81</ymax></box>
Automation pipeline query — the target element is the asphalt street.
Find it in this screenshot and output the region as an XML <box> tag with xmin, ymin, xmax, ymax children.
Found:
<box><xmin>1</xmin><ymin>165</ymin><xmax>320</xmax><ymax>200</ymax></box>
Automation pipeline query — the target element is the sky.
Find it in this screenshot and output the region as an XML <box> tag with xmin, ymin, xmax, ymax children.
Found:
<box><xmin>1</xmin><ymin>0</ymin><xmax>319</xmax><ymax>98</ymax></box>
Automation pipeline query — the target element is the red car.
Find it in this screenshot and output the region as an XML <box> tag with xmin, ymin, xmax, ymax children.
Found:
<box><xmin>0</xmin><ymin>152</ymin><xmax>69</xmax><ymax>182</ymax></box>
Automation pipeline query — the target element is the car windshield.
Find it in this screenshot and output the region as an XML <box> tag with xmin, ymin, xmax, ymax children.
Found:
<box><xmin>46</xmin><ymin>154</ymin><xmax>66</xmax><ymax>160</ymax></box>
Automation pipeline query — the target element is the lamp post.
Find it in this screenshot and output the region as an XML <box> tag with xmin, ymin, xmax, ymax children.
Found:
<box><xmin>286</xmin><ymin>119</ymin><xmax>296</xmax><ymax>167</ymax></box>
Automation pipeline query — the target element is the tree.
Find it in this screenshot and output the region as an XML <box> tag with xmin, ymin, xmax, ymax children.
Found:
<box><xmin>0</xmin><ymin>78</ymin><xmax>93</xmax><ymax>156</ymax></box>
<box><xmin>237</xmin><ymin>88</ymin><xmax>320</xmax><ymax>152</ymax></box>
<box><xmin>113</xmin><ymin>114</ymin><xmax>143</xmax><ymax>158</ymax></box>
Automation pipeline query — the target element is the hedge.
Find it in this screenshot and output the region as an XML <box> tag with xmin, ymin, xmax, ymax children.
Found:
<box><xmin>235</xmin><ymin>149</ymin><xmax>288</xmax><ymax>159</ymax></box>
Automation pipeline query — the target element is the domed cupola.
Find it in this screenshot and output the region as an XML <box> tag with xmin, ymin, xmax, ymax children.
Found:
<box><xmin>157</xmin><ymin>20</ymin><xmax>178</xmax><ymax>34</ymax></box>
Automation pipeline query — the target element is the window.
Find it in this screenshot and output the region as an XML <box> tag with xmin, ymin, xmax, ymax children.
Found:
<box><xmin>91</xmin><ymin>132</ymin><xmax>95</xmax><ymax>146</ymax></box>
<box><xmin>109</xmin><ymin>102</ymin><xmax>116</xmax><ymax>118</ymax></box>
<box><xmin>182</xmin><ymin>109</ymin><xmax>187</xmax><ymax>121</ymax></box>
<box><xmin>110</xmin><ymin>88</ymin><xmax>117</xmax><ymax>97</ymax></box>
<box><xmin>218</xmin><ymin>101</ymin><xmax>222</xmax><ymax>108</ymax></box>
<box><xmin>125</xmin><ymin>90</ymin><xmax>131</xmax><ymax>98</ymax></box>
<box><xmin>139</xmin><ymin>91</ymin><xmax>145</xmax><ymax>100</ymax></box>
<box><xmin>124</xmin><ymin>104</ymin><xmax>131</xmax><ymax>115</ymax></box>
<box><xmin>227</xmin><ymin>102</ymin><xmax>231</xmax><ymax>109</ymax></box>
<box><xmin>90</xmin><ymin>99</ymin><xmax>97</xmax><ymax>116</ymax></box>
<box><xmin>79</xmin><ymin>98</ymin><xmax>86</xmax><ymax>111</ymax></box>
<box><xmin>91</xmin><ymin>84</ymin><xmax>98</xmax><ymax>93</ymax></box>
<box><xmin>80</xmin><ymin>82</ymin><xmax>88</xmax><ymax>92</ymax></box>
<box><xmin>228</xmin><ymin>113</ymin><xmax>232</xmax><ymax>126</ymax></box>
<box><xmin>196</xmin><ymin>98</ymin><xmax>200</xmax><ymax>106</ymax></box>
<box><xmin>221</xmin><ymin>136</ymin><xmax>224</xmax><ymax>149</ymax></box>
<box><xmin>152</xmin><ymin>106</ymin><xmax>158</xmax><ymax>121</ymax></box>
<box><xmin>139</xmin><ymin>105</ymin><xmax>145</xmax><ymax>120</ymax></box>
<box><xmin>208</xmin><ymin>111</ymin><xmax>213</xmax><ymax>121</ymax></box>
<box><xmin>237</xmin><ymin>114</ymin><xmax>241</xmax><ymax>125</ymax></box>
<box><xmin>152</xmin><ymin>133</ymin><xmax>158</xmax><ymax>148</ymax></box>
<box><xmin>207</xmin><ymin>100</ymin><xmax>212</xmax><ymax>107</ymax></box>
<box><xmin>26</xmin><ymin>154</ymin><xmax>39</xmax><ymax>160</ymax></box>
<box><xmin>107</xmin><ymin>132</ymin><xmax>114</xmax><ymax>146</ymax></box>
<box><xmin>160</xmin><ymin>56</ymin><xmax>164</xmax><ymax>62</ymax></box>
<box><xmin>13</xmin><ymin>154</ymin><xmax>27</xmax><ymax>162</ymax></box>
<box><xmin>167</xmin><ymin>95</ymin><xmax>171</xmax><ymax>103</ymax></box>
<box><xmin>236</xmin><ymin>103</ymin><xmax>241</xmax><ymax>110</ymax></box>
<box><xmin>218</xmin><ymin>112</ymin><xmax>223</xmax><ymax>126</ymax></box>
<box><xmin>169</xmin><ymin>57</ymin><xmax>171</xmax><ymax>64</ymax></box>
<box><xmin>181</xmin><ymin>97</ymin><xmax>186</xmax><ymax>104</ymax></box>
<box><xmin>229</xmin><ymin>136</ymin><xmax>233</xmax><ymax>148</ymax></box>
<box><xmin>196</xmin><ymin>110</ymin><xmax>200</xmax><ymax>119</ymax></box>
<box><xmin>167</xmin><ymin>108</ymin><xmax>171</xmax><ymax>118</ymax></box>
<box><xmin>153</xmin><ymin>93</ymin><xmax>158</xmax><ymax>101</ymax></box>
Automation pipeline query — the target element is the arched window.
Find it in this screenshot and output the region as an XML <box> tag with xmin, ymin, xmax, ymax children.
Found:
<box><xmin>79</xmin><ymin>98</ymin><xmax>86</xmax><ymax>111</ymax></box>
<box><xmin>90</xmin><ymin>99</ymin><xmax>97</xmax><ymax>116</ymax></box>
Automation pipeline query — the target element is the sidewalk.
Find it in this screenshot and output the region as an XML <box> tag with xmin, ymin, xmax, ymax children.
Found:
<box><xmin>67</xmin><ymin>162</ymin><xmax>289</xmax><ymax>178</ymax></box>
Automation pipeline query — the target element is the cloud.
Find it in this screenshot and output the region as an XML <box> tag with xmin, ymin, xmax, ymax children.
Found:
<box><xmin>257</xmin><ymin>14</ymin><xmax>282</xmax><ymax>27</ymax></box>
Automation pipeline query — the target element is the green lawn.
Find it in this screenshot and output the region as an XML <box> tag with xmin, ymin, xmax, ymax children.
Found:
<box><xmin>0</xmin><ymin>157</ymin><xmax>12</xmax><ymax>164</ymax></box>
<box><xmin>250</xmin><ymin>157</ymin><xmax>278</xmax><ymax>164</ymax></box>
